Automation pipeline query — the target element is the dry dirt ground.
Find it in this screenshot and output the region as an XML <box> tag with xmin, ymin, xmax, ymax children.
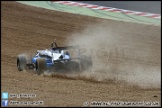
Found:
<box><xmin>1</xmin><ymin>1</ymin><xmax>161</xmax><ymax>107</ymax></box>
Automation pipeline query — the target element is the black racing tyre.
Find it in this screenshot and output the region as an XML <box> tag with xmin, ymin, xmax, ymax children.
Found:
<box><xmin>36</xmin><ymin>58</ymin><xmax>47</xmax><ymax>75</ymax></box>
<box><xmin>80</xmin><ymin>55</ymin><xmax>92</xmax><ymax>71</ymax></box>
<box><xmin>65</xmin><ymin>61</ymin><xmax>80</xmax><ymax>72</ymax></box>
<box><xmin>17</xmin><ymin>55</ymin><xmax>27</xmax><ymax>71</ymax></box>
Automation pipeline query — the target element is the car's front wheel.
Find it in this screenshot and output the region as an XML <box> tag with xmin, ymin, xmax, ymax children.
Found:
<box><xmin>17</xmin><ymin>55</ymin><xmax>27</xmax><ymax>71</ymax></box>
<box><xmin>36</xmin><ymin>58</ymin><xmax>47</xmax><ymax>75</ymax></box>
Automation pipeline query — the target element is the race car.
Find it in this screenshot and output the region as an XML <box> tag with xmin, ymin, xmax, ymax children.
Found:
<box><xmin>17</xmin><ymin>41</ymin><xmax>92</xmax><ymax>75</ymax></box>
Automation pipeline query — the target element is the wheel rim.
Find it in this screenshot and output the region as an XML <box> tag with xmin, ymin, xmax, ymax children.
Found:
<box><xmin>36</xmin><ymin>62</ymin><xmax>38</xmax><ymax>71</ymax></box>
<box><xmin>17</xmin><ymin>59</ymin><xmax>20</xmax><ymax>69</ymax></box>
<box><xmin>35</xmin><ymin>62</ymin><xmax>40</xmax><ymax>75</ymax></box>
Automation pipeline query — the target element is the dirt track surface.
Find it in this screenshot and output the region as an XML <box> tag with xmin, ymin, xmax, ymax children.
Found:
<box><xmin>1</xmin><ymin>2</ymin><xmax>161</xmax><ymax>107</ymax></box>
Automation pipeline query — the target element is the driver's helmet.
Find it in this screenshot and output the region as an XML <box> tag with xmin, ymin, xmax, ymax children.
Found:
<box><xmin>51</xmin><ymin>42</ymin><xmax>57</xmax><ymax>49</ymax></box>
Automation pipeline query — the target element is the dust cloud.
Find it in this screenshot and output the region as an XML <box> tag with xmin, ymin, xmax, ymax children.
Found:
<box><xmin>63</xmin><ymin>21</ymin><xmax>161</xmax><ymax>89</ymax></box>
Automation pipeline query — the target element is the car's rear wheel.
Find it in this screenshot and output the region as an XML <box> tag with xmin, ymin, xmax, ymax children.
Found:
<box><xmin>65</xmin><ymin>61</ymin><xmax>80</xmax><ymax>72</ymax></box>
<box><xmin>17</xmin><ymin>55</ymin><xmax>27</xmax><ymax>71</ymax></box>
<box><xmin>36</xmin><ymin>58</ymin><xmax>47</xmax><ymax>75</ymax></box>
<box><xmin>80</xmin><ymin>55</ymin><xmax>92</xmax><ymax>71</ymax></box>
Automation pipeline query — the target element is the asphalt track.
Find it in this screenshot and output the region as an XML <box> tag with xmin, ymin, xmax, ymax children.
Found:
<box><xmin>79</xmin><ymin>1</ymin><xmax>161</xmax><ymax>14</ymax></box>
<box><xmin>1</xmin><ymin>1</ymin><xmax>161</xmax><ymax>107</ymax></box>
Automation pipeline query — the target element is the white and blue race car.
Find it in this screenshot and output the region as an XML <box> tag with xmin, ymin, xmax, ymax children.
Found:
<box><xmin>17</xmin><ymin>42</ymin><xmax>92</xmax><ymax>75</ymax></box>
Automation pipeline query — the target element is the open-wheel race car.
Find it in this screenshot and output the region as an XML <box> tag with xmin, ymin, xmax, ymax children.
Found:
<box><xmin>17</xmin><ymin>41</ymin><xmax>92</xmax><ymax>75</ymax></box>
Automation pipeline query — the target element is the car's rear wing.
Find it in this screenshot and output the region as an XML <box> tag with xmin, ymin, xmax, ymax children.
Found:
<box><xmin>56</xmin><ymin>45</ymin><xmax>79</xmax><ymax>50</ymax></box>
<box><xmin>56</xmin><ymin>45</ymin><xmax>81</xmax><ymax>60</ymax></box>
<box><xmin>51</xmin><ymin>41</ymin><xmax>81</xmax><ymax>60</ymax></box>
